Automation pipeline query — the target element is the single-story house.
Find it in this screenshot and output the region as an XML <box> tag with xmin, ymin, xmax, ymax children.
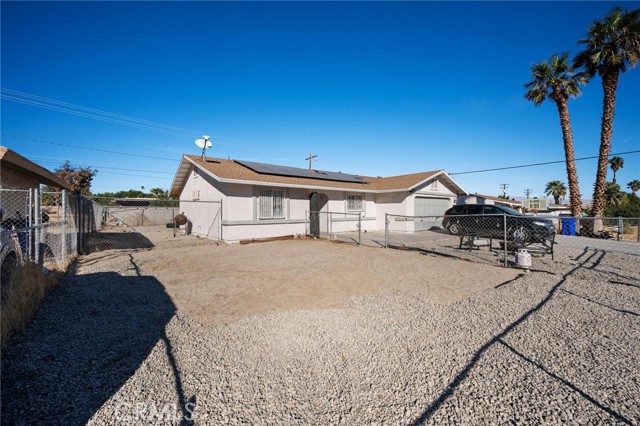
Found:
<box><xmin>524</xmin><ymin>201</ymin><xmax>572</xmax><ymax>217</ymax></box>
<box><xmin>458</xmin><ymin>193</ymin><xmax>523</xmax><ymax>209</ymax></box>
<box><xmin>170</xmin><ymin>155</ymin><xmax>467</xmax><ymax>242</ymax></box>
<box><xmin>1</xmin><ymin>146</ymin><xmax>71</xmax><ymax>222</ymax></box>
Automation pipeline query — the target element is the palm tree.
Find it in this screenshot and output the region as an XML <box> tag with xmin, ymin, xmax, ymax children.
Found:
<box><xmin>574</xmin><ymin>7</ymin><xmax>640</xmax><ymax>219</ymax></box>
<box><xmin>525</xmin><ymin>52</ymin><xmax>586</xmax><ymax>217</ymax></box>
<box><xmin>150</xmin><ymin>187</ymin><xmax>166</xmax><ymax>199</ymax></box>
<box><xmin>605</xmin><ymin>182</ymin><xmax>626</xmax><ymax>207</ymax></box>
<box><xmin>608</xmin><ymin>156</ymin><xmax>624</xmax><ymax>183</ymax></box>
<box><xmin>545</xmin><ymin>180</ymin><xmax>568</xmax><ymax>205</ymax></box>
<box><xmin>628</xmin><ymin>179</ymin><xmax>640</xmax><ymax>195</ymax></box>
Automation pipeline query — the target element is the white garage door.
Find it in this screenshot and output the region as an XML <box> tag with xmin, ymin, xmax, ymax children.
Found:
<box><xmin>414</xmin><ymin>197</ymin><xmax>450</xmax><ymax>230</ymax></box>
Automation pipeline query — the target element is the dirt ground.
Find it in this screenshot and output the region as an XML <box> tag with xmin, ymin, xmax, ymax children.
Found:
<box><xmin>77</xmin><ymin>226</ymin><xmax>521</xmax><ymax>327</ymax></box>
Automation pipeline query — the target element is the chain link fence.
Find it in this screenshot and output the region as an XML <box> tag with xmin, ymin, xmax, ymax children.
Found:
<box><xmin>2</xmin><ymin>191</ymin><xmax>225</xmax><ymax>274</ymax></box>
<box><xmin>384</xmin><ymin>213</ymin><xmax>640</xmax><ymax>268</ymax></box>
<box><xmin>306</xmin><ymin>211</ymin><xmax>362</xmax><ymax>244</ymax></box>
<box><xmin>83</xmin><ymin>197</ymin><xmax>222</xmax><ymax>251</ymax></box>
<box><xmin>0</xmin><ymin>188</ymin><xmax>106</xmax><ymax>272</ymax></box>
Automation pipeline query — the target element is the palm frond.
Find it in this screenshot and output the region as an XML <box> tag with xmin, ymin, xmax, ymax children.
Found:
<box><xmin>575</xmin><ymin>7</ymin><xmax>640</xmax><ymax>76</ymax></box>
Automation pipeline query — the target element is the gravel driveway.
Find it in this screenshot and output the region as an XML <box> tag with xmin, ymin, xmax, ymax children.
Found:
<box><xmin>1</xmin><ymin>234</ymin><xmax>639</xmax><ymax>425</ymax></box>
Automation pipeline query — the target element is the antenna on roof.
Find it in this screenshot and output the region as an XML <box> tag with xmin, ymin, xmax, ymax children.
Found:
<box><xmin>195</xmin><ymin>135</ymin><xmax>212</xmax><ymax>160</ymax></box>
<box><xmin>305</xmin><ymin>152</ymin><xmax>317</xmax><ymax>170</ymax></box>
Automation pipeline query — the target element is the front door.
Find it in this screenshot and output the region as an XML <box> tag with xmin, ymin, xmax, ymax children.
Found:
<box><xmin>309</xmin><ymin>192</ymin><xmax>327</xmax><ymax>237</ymax></box>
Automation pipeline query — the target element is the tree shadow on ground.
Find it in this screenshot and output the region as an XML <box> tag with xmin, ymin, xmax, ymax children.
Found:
<box><xmin>0</xmin><ymin>268</ymin><xmax>194</xmax><ymax>425</ymax></box>
<box><xmin>409</xmin><ymin>250</ymin><xmax>634</xmax><ymax>425</ymax></box>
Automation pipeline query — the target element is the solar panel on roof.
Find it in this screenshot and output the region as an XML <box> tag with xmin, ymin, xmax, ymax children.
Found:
<box><xmin>235</xmin><ymin>160</ymin><xmax>364</xmax><ymax>183</ymax></box>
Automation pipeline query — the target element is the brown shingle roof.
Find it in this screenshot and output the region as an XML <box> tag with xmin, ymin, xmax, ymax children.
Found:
<box><xmin>170</xmin><ymin>155</ymin><xmax>468</xmax><ymax>197</ymax></box>
<box><xmin>185</xmin><ymin>155</ymin><xmax>441</xmax><ymax>191</ymax></box>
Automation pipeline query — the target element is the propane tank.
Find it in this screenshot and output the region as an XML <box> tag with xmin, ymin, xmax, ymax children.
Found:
<box><xmin>515</xmin><ymin>249</ymin><xmax>532</xmax><ymax>269</ymax></box>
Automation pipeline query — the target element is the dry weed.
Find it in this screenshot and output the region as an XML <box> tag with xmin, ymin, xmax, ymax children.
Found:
<box><xmin>1</xmin><ymin>260</ymin><xmax>63</xmax><ymax>355</ymax></box>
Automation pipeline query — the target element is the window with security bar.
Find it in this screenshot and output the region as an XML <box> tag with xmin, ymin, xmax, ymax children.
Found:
<box><xmin>258</xmin><ymin>189</ymin><xmax>285</xmax><ymax>219</ymax></box>
<box><xmin>347</xmin><ymin>194</ymin><xmax>363</xmax><ymax>211</ymax></box>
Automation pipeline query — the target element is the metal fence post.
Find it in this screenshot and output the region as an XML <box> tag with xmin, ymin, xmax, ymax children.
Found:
<box><xmin>503</xmin><ymin>214</ymin><xmax>508</xmax><ymax>267</ymax></box>
<box><xmin>305</xmin><ymin>210</ymin><xmax>308</xmax><ymax>236</ymax></box>
<box><xmin>385</xmin><ymin>213</ymin><xmax>389</xmax><ymax>249</ymax></box>
<box><xmin>327</xmin><ymin>211</ymin><xmax>330</xmax><ymax>239</ymax></box>
<box><xmin>618</xmin><ymin>217</ymin><xmax>623</xmax><ymax>242</ymax></box>
<box><xmin>34</xmin><ymin>187</ymin><xmax>41</xmax><ymax>264</ymax></box>
<box><xmin>27</xmin><ymin>188</ymin><xmax>33</xmax><ymax>260</ymax></box>
<box><xmin>76</xmin><ymin>194</ymin><xmax>82</xmax><ymax>255</ymax></box>
<box><xmin>358</xmin><ymin>213</ymin><xmax>361</xmax><ymax>245</ymax></box>
<box><xmin>61</xmin><ymin>190</ymin><xmax>67</xmax><ymax>266</ymax></box>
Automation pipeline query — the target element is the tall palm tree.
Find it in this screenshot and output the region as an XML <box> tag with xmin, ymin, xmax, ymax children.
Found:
<box><xmin>608</xmin><ymin>156</ymin><xmax>624</xmax><ymax>183</ymax></box>
<box><xmin>574</xmin><ymin>7</ymin><xmax>640</xmax><ymax>219</ymax></box>
<box><xmin>628</xmin><ymin>179</ymin><xmax>640</xmax><ymax>195</ymax></box>
<box><xmin>545</xmin><ymin>180</ymin><xmax>568</xmax><ymax>205</ymax></box>
<box><xmin>525</xmin><ymin>52</ymin><xmax>586</xmax><ymax>217</ymax></box>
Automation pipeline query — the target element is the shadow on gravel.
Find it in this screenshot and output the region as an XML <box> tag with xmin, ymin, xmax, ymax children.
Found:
<box><xmin>560</xmin><ymin>288</ymin><xmax>639</xmax><ymax>317</ymax></box>
<box><xmin>84</xmin><ymin>231</ymin><xmax>155</xmax><ymax>254</ymax></box>
<box><xmin>610</xmin><ymin>280</ymin><xmax>640</xmax><ymax>289</ymax></box>
<box><xmin>410</xmin><ymin>251</ymin><xmax>635</xmax><ymax>426</ymax></box>
<box><xmin>495</xmin><ymin>339</ymin><xmax>633</xmax><ymax>423</ymax></box>
<box><xmin>0</xmin><ymin>269</ymin><xmax>192</xmax><ymax>425</ymax></box>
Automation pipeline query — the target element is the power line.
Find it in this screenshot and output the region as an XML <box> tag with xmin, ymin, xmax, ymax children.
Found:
<box><xmin>90</xmin><ymin>171</ymin><xmax>173</xmax><ymax>179</ymax></box>
<box><xmin>1</xmin><ymin>88</ymin><xmax>203</xmax><ymax>138</ymax></box>
<box><xmin>1</xmin><ymin>134</ymin><xmax>180</xmax><ymax>162</ymax></box>
<box><xmin>28</xmin><ymin>159</ymin><xmax>173</xmax><ymax>179</ymax></box>
<box><xmin>2</xmin><ymin>88</ymin><xmax>204</xmax><ymax>135</ymax></box>
<box><xmin>1</xmin><ymin>88</ymin><xmax>254</xmax><ymax>146</ymax></box>
<box><xmin>32</xmin><ymin>158</ymin><xmax>175</xmax><ymax>175</ymax></box>
<box><xmin>450</xmin><ymin>150</ymin><xmax>640</xmax><ymax>175</ymax></box>
<box><xmin>1</xmin><ymin>95</ymin><xmax>197</xmax><ymax>138</ymax></box>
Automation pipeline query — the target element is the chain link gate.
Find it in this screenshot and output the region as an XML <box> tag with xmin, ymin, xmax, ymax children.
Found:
<box><xmin>384</xmin><ymin>213</ymin><xmax>640</xmax><ymax>270</ymax></box>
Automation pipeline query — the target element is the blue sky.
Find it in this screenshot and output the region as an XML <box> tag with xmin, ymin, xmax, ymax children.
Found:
<box><xmin>2</xmin><ymin>1</ymin><xmax>639</xmax><ymax>199</ymax></box>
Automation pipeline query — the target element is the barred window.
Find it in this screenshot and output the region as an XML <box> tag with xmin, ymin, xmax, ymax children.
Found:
<box><xmin>258</xmin><ymin>189</ymin><xmax>285</xmax><ymax>219</ymax></box>
<box><xmin>347</xmin><ymin>194</ymin><xmax>363</xmax><ymax>211</ymax></box>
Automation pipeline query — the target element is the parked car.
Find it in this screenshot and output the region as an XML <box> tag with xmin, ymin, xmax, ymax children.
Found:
<box><xmin>1</xmin><ymin>225</ymin><xmax>18</xmax><ymax>305</ymax></box>
<box><xmin>442</xmin><ymin>204</ymin><xmax>556</xmax><ymax>244</ymax></box>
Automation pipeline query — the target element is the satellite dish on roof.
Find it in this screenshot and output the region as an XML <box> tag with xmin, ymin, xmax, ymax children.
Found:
<box><xmin>195</xmin><ymin>135</ymin><xmax>212</xmax><ymax>160</ymax></box>
<box><xmin>195</xmin><ymin>136</ymin><xmax>212</xmax><ymax>149</ymax></box>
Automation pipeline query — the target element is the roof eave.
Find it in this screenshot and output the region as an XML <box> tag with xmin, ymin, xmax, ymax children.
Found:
<box><xmin>408</xmin><ymin>170</ymin><xmax>468</xmax><ymax>195</ymax></box>
<box><xmin>0</xmin><ymin>147</ymin><xmax>71</xmax><ymax>190</ymax></box>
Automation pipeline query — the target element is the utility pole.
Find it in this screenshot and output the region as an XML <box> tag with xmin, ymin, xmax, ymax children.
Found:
<box><xmin>499</xmin><ymin>183</ymin><xmax>509</xmax><ymax>198</ymax></box>
<box><xmin>306</xmin><ymin>152</ymin><xmax>317</xmax><ymax>170</ymax></box>
<box><xmin>524</xmin><ymin>188</ymin><xmax>532</xmax><ymax>199</ymax></box>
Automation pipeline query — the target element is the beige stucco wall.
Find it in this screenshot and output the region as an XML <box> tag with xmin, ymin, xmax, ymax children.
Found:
<box><xmin>373</xmin><ymin>192</ymin><xmax>408</xmax><ymax>230</ymax></box>
<box><xmin>178</xmin><ymin>167</ymin><xmax>225</xmax><ymax>239</ymax></box>
<box><xmin>0</xmin><ymin>168</ymin><xmax>40</xmax><ymax>190</ymax></box>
